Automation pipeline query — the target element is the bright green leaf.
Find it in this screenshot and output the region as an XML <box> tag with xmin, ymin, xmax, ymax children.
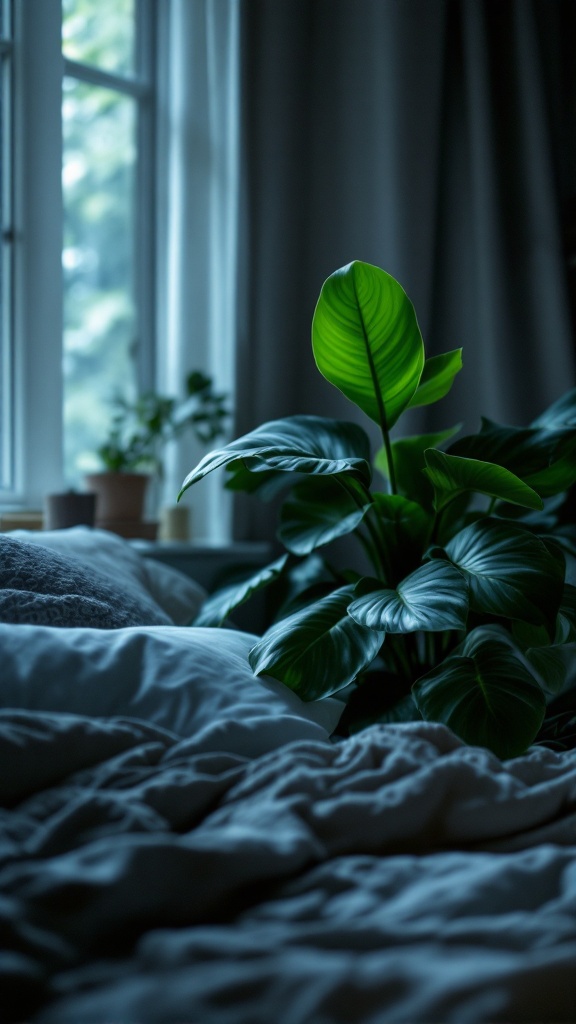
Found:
<box><xmin>412</xmin><ymin>628</ymin><xmax>546</xmax><ymax>758</ymax></box>
<box><xmin>249</xmin><ymin>585</ymin><xmax>384</xmax><ymax>700</ymax></box>
<box><xmin>193</xmin><ymin>555</ymin><xmax>289</xmax><ymax>627</ymax></box>
<box><xmin>423</xmin><ymin>449</ymin><xmax>543</xmax><ymax>512</ymax></box>
<box><xmin>407</xmin><ymin>349</ymin><xmax>463</xmax><ymax>409</ymax></box>
<box><xmin>312</xmin><ymin>261</ymin><xmax>425</xmax><ymax>431</ymax></box>
<box><xmin>348</xmin><ymin>560</ymin><xmax>468</xmax><ymax>633</ymax></box>
<box><xmin>179</xmin><ymin>415</ymin><xmax>372</xmax><ymax>498</ymax></box>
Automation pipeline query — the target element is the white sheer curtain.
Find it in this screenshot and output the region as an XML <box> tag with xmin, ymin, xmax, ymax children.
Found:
<box><xmin>156</xmin><ymin>0</ymin><xmax>240</xmax><ymax>542</ymax></box>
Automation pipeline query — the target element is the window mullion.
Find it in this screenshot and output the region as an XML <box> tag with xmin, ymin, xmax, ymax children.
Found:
<box><xmin>63</xmin><ymin>56</ymin><xmax>150</xmax><ymax>100</ymax></box>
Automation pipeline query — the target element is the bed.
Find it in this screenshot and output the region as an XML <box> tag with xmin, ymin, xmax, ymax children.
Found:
<box><xmin>1</xmin><ymin>527</ymin><xmax>576</xmax><ymax>1023</ymax></box>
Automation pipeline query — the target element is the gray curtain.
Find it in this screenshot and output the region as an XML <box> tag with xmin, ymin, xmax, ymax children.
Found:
<box><xmin>233</xmin><ymin>0</ymin><xmax>576</xmax><ymax>542</ymax></box>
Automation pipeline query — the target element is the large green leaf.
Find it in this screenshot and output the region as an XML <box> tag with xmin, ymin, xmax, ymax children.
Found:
<box><xmin>311</xmin><ymin>261</ymin><xmax>425</xmax><ymax>430</ymax></box>
<box><xmin>532</xmin><ymin>387</ymin><xmax>576</xmax><ymax>429</ymax></box>
<box><xmin>423</xmin><ymin>449</ymin><xmax>543</xmax><ymax>511</ymax></box>
<box><xmin>375</xmin><ymin>425</ymin><xmax>461</xmax><ymax>507</ymax></box>
<box><xmin>436</xmin><ymin>518</ymin><xmax>564</xmax><ymax>631</ymax></box>
<box><xmin>193</xmin><ymin>555</ymin><xmax>288</xmax><ymax>627</ymax></box>
<box><xmin>249</xmin><ymin>585</ymin><xmax>384</xmax><ymax>700</ymax></box>
<box><xmin>447</xmin><ymin>420</ymin><xmax>576</xmax><ymax>497</ymax></box>
<box><xmin>412</xmin><ymin>627</ymin><xmax>546</xmax><ymax>759</ymax></box>
<box><xmin>179</xmin><ymin>416</ymin><xmax>372</xmax><ymax>498</ymax></box>
<box><xmin>348</xmin><ymin>560</ymin><xmax>468</xmax><ymax>633</ymax></box>
<box><xmin>278</xmin><ymin>475</ymin><xmax>372</xmax><ymax>555</ymax></box>
<box><xmin>407</xmin><ymin>349</ymin><xmax>463</xmax><ymax>408</ymax></box>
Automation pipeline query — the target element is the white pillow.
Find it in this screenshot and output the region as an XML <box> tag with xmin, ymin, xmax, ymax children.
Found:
<box><xmin>0</xmin><ymin>624</ymin><xmax>343</xmax><ymax>755</ymax></box>
<box><xmin>7</xmin><ymin>527</ymin><xmax>206</xmax><ymax>625</ymax></box>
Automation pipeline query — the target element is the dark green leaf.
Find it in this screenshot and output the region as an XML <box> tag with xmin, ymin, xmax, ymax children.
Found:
<box><xmin>437</xmin><ymin>518</ymin><xmax>564</xmax><ymax>631</ymax></box>
<box><xmin>524</xmin><ymin>646</ymin><xmax>568</xmax><ymax>695</ymax></box>
<box><xmin>511</xmin><ymin>622</ymin><xmax>569</xmax><ymax>695</ymax></box>
<box><xmin>412</xmin><ymin>627</ymin><xmax>546</xmax><ymax>758</ymax></box>
<box><xmin>249</xmin><ymin>585</ymin><xmax>384</xmax><ymax>699</ymax></box>
<box><xmin>554</xmin><ymin>526</ymin><xmax>576</xmax><ymax>560</ymax></box>
<box><xmin>273</xmin><ymin>554</ymin><xmax>338</xmax><ymax>619</ymax></box>
<box><xmin>180</xmin><ymin>415</ymin><xmax>372</xmax><ymax>498</ymax></box>
<box><xmin>374</xmin><ymin>425</ymin><xmax>461</xmax><ymax>507</ymax></box>
<box><xmin>555</xmin><ymin>583</ymin><xmax>576</xmax><ymax>643</ymax></box>
<box><xmin>348</xmin><ymin>560</ymin><xmax>468</xmax><ymax>633</ymax></box>
<box><xmin>224</xmin><ymin>463</ymin><xmax>296</xmax><ymax>500</ymax></box>
<box><xmin>424</xmin><ymin>449</ymin><xmax>543</xmax><ymax>511</ymax></box>
<box><xmin>278</xmin><ymin>475</ymin><xmax>373</xmax><ymax>555</ymax></box>
<box><xmin>407</xmin><ymin>349</ymin><xmax>463</xmax><ymax>408</ymax></box>
<box><xmin>193</xmin><ymin>555</ymin><xmax>289</xmax><ymax>627</ymax></box>
<box><xmin>447</xmin><ymin>420</ymin><xmax>576</xmax><ymax>497</ymax></box>
<box><xmin>312</xmin><ymin>261</ymin><xmax>425</xmax><ymax>430</ymax></box>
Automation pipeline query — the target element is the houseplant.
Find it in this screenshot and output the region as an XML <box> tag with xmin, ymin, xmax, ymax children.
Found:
<box><xmin>86</xmin><ymin>370</ymin><xmax>230</xmax><ymax>533</ymax></box>
<box><xmin>179</xmin><ymin>261</ymin><xmax>576</xmax><ymax>758</ymax></box>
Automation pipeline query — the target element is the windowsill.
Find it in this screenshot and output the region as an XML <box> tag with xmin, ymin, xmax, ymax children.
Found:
<box><xmin>130</xmin><ymin>538</ymin><xmax>273</xmax><ymax>595</ymax></box>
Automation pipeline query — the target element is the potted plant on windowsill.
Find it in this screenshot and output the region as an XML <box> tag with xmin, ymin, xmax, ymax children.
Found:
<box><xmin>86</xmin><ymin>371</ymin><xmax>230</xmax><ymax>539</ymax></box>
<box><xmin>179</xmin><ymin>261</ymin><xmax>576</xmax><ymax>759</ymax></box>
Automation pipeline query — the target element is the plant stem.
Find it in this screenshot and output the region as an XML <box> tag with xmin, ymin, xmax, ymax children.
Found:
<box><xmin>339</xmin><ymin>477</ymin><xmax>390</xmax><ymax>582</ymax></box>
<box><xmin>381</xmin><ymin>426</ymin><xmax>397</xmax><ymax>496</ymax></box>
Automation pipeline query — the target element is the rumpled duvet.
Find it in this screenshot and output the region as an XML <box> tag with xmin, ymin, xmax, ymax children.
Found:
<box><xmin>1</xmin><ymin>626</ymin><xmax>576</xmax><ymax>1023</ymax></box>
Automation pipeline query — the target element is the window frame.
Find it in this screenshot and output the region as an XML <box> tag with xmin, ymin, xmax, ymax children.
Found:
<box><xmin>0</xmin><ymin>0</ymin><xmax>14</xmax><ymax>491</ymax></box>
<box><xmin>1</xmin><ymin>0</ymin><xmax>157</xmax><ymax>509</ymax></box>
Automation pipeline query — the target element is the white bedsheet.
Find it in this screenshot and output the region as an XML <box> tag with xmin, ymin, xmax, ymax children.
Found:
<box><xmin>1</xmin><ymin>626</ymin><xmax>576</xmax><ymax>1022</ymax></box>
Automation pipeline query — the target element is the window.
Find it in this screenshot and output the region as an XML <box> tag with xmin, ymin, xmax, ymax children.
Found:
<box><xmin>0</xmin><ymin>0</ymin><xmax>156</xmax><ymax>508</ymax></box>
<box><xmin>1</xmin><ymin>1</ymin><xmax>236</xmax><ymax>541</ymax></box>
<box><xmin>0</xmin><ymin>0</ymin><xmax>13</xmax><ymax>490</ymax></box>
<box><xmin>62</xmin><ymin>0</ymin><xmax>155</xmax><ymax>485</ymax></box>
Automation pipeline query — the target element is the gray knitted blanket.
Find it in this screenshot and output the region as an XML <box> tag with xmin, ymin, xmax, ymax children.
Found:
<box><xmin>0</xmin><ymin>535</ymin><xmax>171</xmax><ymax>628</ymax></box>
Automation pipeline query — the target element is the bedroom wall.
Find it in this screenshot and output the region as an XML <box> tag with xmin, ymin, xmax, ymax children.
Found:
<box><xmin>231</xmin><ymin>0</ymin><xmax>576</xmax><ymax>544</ymax></box>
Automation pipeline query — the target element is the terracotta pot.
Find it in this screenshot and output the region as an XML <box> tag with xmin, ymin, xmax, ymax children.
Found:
<box><xmin>84</xmin><ymin>472</ymin><xmax>150</xmax><ymax>523</ymax></box>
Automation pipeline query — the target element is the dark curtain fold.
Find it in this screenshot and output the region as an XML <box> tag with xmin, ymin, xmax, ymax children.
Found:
<box><xmin>233</xmin><ymin>0</ymin><xmax>576</xmax><ymax>542</ymax></box>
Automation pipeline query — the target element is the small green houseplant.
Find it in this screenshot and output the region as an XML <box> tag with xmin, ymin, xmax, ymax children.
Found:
<box><xmin>87</xmin><ymin>371</ymin><xmax>230</xmax><ymax>528</ymax></box>
<box><xmin>97</xmin><ymin>371</ymin><xmax>230</xmax><ymax>474</ymax></box>
<box><xmin>180</xmin><ymin>262</ymin><xmax>576</xmax><ymax>758</ymax></box>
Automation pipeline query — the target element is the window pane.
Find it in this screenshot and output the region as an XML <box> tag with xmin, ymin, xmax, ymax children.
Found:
<box><xmin>62</xmin><ymin>0</ymin><xmax>135</xmax><ymax>77</ymax></box>
<box><xmin>62</xmin><ymin>77</ymin><xmax>138</xmax><ymax>485</ymax></box>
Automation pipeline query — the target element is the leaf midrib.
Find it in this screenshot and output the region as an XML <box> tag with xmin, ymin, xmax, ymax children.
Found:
<box><xmin>352</xmin><ymin>270</ymin><xmax>389</xmax><ymax>434</ymax></box>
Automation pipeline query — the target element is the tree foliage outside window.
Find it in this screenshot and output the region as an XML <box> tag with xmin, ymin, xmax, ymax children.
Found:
<box><xmin>62</xmin><ymin>0</ymin><xmax>135</xmax><ymax>75</ymax></box>
<box><xmin>61</xmin><ymin>0</ymin><xmax>147</xmax><ymax>485</ymax></box>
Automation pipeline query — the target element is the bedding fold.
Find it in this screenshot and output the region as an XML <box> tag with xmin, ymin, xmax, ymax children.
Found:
<box><xmin>1</xmin><ymin>705</ymin><xmax>576</xmax><ymax>1021</ymax></box>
